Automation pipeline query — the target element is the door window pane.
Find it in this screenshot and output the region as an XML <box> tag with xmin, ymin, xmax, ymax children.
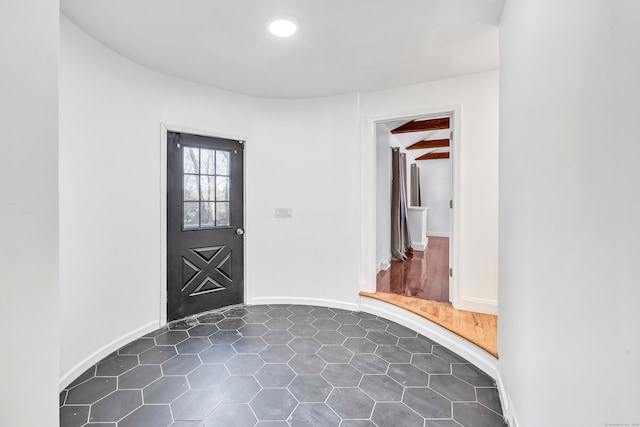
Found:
<box><xmin>216</xmin><ymin>176</ymin><xmax>229</xmax><ymax>201</ymax></box>
<box><xmin>216</xmin><ymin>151</ymin><xmax>230</xmax><ymax>175</ymax></box>
<box><xmin>200</xmin><ymin>176</ymin><xmax>215</xmax><ymax>201</ymax></box>
<box><xmin>200</xmin><ymin>149</ymin><xmax>216</xmax><ymax>175</ymax></box>
<box><xmin>201</xmin><ymin>202</ymin><xmax>216</xmax><ymax>227</ymax></box>
<box><xmin>183</xmin><ymin>147</ymin><xmax>199</xmax><ymax>174</ymax></box>
<box><xmin>184</xmin><ymin>175</ymin><xmax>199</xmax><ymax>201</ymax></box>
<box><xmin>184</xmin><ymin>202</ymin><xmax>199</xmax><ymax>228</ymax></box>
<box><xmin>216</xmin><ymin>202</ymin><xmax>230</xmax><ymax>227</ymax></box>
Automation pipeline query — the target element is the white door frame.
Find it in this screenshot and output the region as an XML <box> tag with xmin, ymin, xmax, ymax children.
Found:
<box><xmin>159</xmin><ymin>123</ymin><xmax>249</xmax><ymax>326</ymax></box>
<box><xmin>359</xmin><ymin>105</ymin><xmax>462</xmax><ymax>308</ymax></box>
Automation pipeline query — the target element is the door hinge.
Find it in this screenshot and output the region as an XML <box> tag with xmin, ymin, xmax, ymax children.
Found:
<box><xmin>449</xmin><ymin>199</ymin><xmax>453</xmax><ymax>209</ymax></box>
<box><xmin>449</xmin><ymin>268</ymin><xmax>453</xmax><ymax>277</ymax></box>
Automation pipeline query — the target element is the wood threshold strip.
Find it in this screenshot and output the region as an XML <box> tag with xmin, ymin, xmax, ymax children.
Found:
<box><xmin>359</xmin><ymin>291</ymin><xmax>498</xmax><ymax>358</ymax></box>
<box><xmin>416</xmin><ymin>152</ymin><xmax>450</xmax><ymax>160</ymax></box>
<box><xmin>391</xmin><ymin>117</ymin><xmax>450</xmax><ymax>134</ymax></box>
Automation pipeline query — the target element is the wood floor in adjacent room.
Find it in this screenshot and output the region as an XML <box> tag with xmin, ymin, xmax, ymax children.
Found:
<box><xmin>373</xmin><ymin>237</ymin><xmax>498</xmax><ymax>358</ymax></box>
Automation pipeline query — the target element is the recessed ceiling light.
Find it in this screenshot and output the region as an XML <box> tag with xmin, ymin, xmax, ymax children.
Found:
<box><xmin>268</xmin><ymin>18</ymin><xmax>297</xmax><ymax>37</ymax></box>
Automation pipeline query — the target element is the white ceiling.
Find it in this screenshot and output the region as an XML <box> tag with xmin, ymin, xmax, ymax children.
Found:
<box><xmin>61</xmin><ymin>0</ymin><xmax>504</xmax><ymax>99</ymax></box>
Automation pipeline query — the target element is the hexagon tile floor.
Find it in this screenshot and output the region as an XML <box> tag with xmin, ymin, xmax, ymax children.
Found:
<box><xmin>60</xmin><ymin>305</ymin><xmax>506</xmax><ymax>427</ymax></box>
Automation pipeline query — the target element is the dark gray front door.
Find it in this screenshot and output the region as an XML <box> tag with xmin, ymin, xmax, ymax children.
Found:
<box><xmin>167</xmin><ymin>131</ymin><xmax>244</xmax><ymax>321</ymax></box>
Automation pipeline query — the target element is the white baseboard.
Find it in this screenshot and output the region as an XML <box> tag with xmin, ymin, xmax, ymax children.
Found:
<box><xmin>377</xmin><ymin>254</ymin><xmax>391</xmax><ymax>272</ymax></box>
<box><xmin>59</xmin><ymin>320</ymin><xmax>159</xmax><ymax>391</ymax></box>
<box><xmin>496</xmin><ymin>370</ymin><xmax>518</xmax><ymax>426</ymax></box>
<box><xmin>455</xmin><ymin>296</ymin><xmax>498</xmax><ymax>315</ymax></box>
<box><xmin>358</xmin><ymin>296</ymin><xmax>498</xmax><ymax>378</ymax></box>
<box><xmin>249</xmin><ymin>296</ymin><xmax>359</xmax><ymax>312</ymax></box>
<box><xmin>427</xmin><ymin>231</ymin><xmax>450</xmax><ymax>238</ymax></box>
<box><xmin>411</xmin><ymin>237</ymin><xmax>427</xmax><ymax>252</ymax></box>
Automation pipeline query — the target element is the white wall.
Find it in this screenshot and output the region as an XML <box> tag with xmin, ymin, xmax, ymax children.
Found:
<box><xmin>418</xmin><ymin>159</ymin><xmax>451</xmax><ymax>236</ymax></box>
<box><xmin>362</xmin><ymin>71</ymin><xmax>499</xmax><ymax>314</ymax></box>
<box><xmin>0</xmin><ymin>1</ymin><xmax>59</xmax><ymax>426</ymax></box>
<box><xmin>499</xmin><ymin>1</ymin><xmax>640</xmax><ymax>425</ymax></box>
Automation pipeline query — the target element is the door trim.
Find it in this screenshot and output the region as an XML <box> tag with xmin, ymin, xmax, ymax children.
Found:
<box><xmin>360</xmin><ymin>106</ymin><xmax>462</xmax><ymax>308</ymax></box>
<box><xmin>160</xmin><ymin>123</ymin><xmax>248</xmax><ymax>326</ymax></box>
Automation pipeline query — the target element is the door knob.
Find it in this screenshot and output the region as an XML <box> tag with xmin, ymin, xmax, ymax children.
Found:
<box><xmin>236</xmin><ymin>228</ymin><xmax>244</xmax><ymax>235</ymax></box>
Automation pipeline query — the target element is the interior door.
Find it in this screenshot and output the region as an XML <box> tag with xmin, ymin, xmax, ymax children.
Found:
<box><xmin>167</xmin><ymin>131</ymin><xmax>244</xmax><ymax>321</ymax></box>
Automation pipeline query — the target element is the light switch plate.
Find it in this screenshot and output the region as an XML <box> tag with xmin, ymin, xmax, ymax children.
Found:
<box><xmin>274</xmin><ymin>208</ymin><xmax>293</xmax><ymax>218</ymax></box>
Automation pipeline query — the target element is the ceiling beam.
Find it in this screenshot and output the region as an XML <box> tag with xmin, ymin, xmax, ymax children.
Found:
<box><xmin>416</xmin><ymin>152</ymin><xmax>450</xmax><ymax>160</ymax></box>
<box><xmin>391</xmin><ymin>117</ymin><xmax>450</xmax><ymax>134</ymax></box>
<box><xmin>407</xmin><ymin>139</ymin><xmax>450</xmax><ymax>150</ymax></box>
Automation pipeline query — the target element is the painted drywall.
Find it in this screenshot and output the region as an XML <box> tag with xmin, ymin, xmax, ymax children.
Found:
<box><xmin>0</xmin><ymin>1</ymin><xmax>59</xmax><ymax>425</ymax></box>
<box><xmin>499</xmin><ymin>1</ymin><xmax>640</xmax><ymax>425</ymax></box>
<box><xmin>361</xmin><ymin>71</ymin><xmax>499</xmax><ymax>314</ymax></box>
<box><xmin>419</xmin><ymin>159</ymin><xmax>451</xmax><ymax>236</ymax></box>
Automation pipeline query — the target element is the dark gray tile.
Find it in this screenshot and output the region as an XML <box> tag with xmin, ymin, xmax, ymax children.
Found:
<box><xmin>176</xmin><ymin>338</ymin><xmax>211</xmax><ymax>354</ymax></box>
<box><xmin>424</xmin><ymin>420</ymin><xmax>463</xmax><ymax>427</ymax></box>
<box><xmin>326</xmin><ymin>388</ymin><xmax>375</xmax><ymax>419</ymax></box>
<box><xmin>343</xmin><ymin>337</ymin><xmax>376</xmax><ymax>353</ymax></box>
<box><xmin>118</xmin><ymin>404</ymin><xmax>173</xmax><ymax>427</ymax></box>
<box><xmin>371</xmin><ymin>402</ymin><xmax>424</xmax><ymax>427</ymax></box>
<box><xmin>88</xmin><ymin>390</ymin><xmax>142</xmax><ymax>423</ymax></box>
<box><xmin>262</xmin><ymin>330</ymin><xmax>294</xmax><ymax>344</ymax></box>
<box><xmin>289</xmin><ymin>337</ymin><xmax>322</xmax><ymax>353</ymax></box>
<box><xmin>200</xmin><ymin>344</ymin><xmax>237</xmax><ymax>363</ymax></box>
<box><xmin>143</xmin><ymin>376</ymin><xmax>189</xmax><ymax>403</ymax></box>
<box><xmin>349</xmin><ymin>353</ymin><xmax>388</xmax><ymax>374</ymax></box>
<box><xmin>145</xmin><ymin>327</ymin><xmax>169</xmax><ymax>338</ymax></box>
<box><xmin>333</xmin><ymin>313</ymin><xmax>361</xmax><ymax>325</ymax></box>
<box><xmin>429</xmin><ymin>375</ymin><xmax>476</xmax><ymax>401</ymax></box>
<box><xmin>433</xmin><ymin>346</ymin><xmax>468</xmax><ymax>364</ymax></box>
<box><xmin>359</xmin><ymin>375</ymin><xmax>403</xmax><ymax>401</ymax></box>
<box><xmin>66</xmin><ymin>377</ymin><xmax>117</xmax><ymax>404</ymax></box>
<box><xmin>155</xmin><ymin>330</ymin><xmax>189</xmax><ymax>346</ymax></box>
<box><xmin>162</xmin><ymin>354</ymin><xmax>202</xmax><ymax>375</ymax></box>
<box><xmin>288</xmin><ymin>305</ymin><xmax>313</xmax><ymax>314</ymax></box>
<box><xmin>96</xmin><ymin>355</ymin><xmax>138</xmax><ymax>377</ymax></box>
<box><xmin>318</xmin><ymin>345</ymin><xmax>354</xmax><ymax>363</ymax></box>
<box><xmin>386</xmin><ymin>323</ymin><xmax>418</xmax><ymax>338</ymax></box>
<box><xmin>288</xmin><ymin>353</ymin><xmax>327</xmax><ymax>374</ymax></box>
<box><xmin>312</xmin><ymin>318</ymin><xmax>340</xmax><ymax>331</ymax></box>
<box><xmin>288</xmin><ymin>313</ymin><xmax>316</xmax><ymax>324</ymax></box>
<box><xmin>321</xmin><ymin>363</ymin><xmax>363</xmax><ymax>387</ymax></box>
<box><xmin>171</xmin><ymin>389</ymin><xmax>220</xmax><ymax>421</ymax></box>
<box><xmin>224</xmin><ymin>307</ymin><xmax>250</xmax><ymax>318</ymax></box>
<box><xmin>266</xmin><ymin>308</ymin><xmax>293</xmax><ymax>318</ymax></box>
<box><xmin>358</xmin><ymin>319</ymin><xmax>387</xmax><ymax>330</ymax></box>
<box><xmin>375</xmin><ymin>346</ymin><xmax>411</xmax><ymax>363</ymax></box>
<box><xmin>255</xmin><ymin>363</ymin><xmax>296</xmax><ymax>387</ymax></box>
<box><xmin>287</xmin><ymin>375</ymin><xmax>333</xmax><ymax>402</ymax></box>
<box><xmin>204</xmin><ymin>403</ymin><xmax>257</xmax><ymax>427</ymax></box>
<box><xmin>60</xmin><ymin>390</ymin><xmax>67</xmax><ymax>407</ymax></box>
<box><xmin>250</xmin><ymin>389</ymin><xmax>297</xmax><ymax>421</ymax></box>
<box><xmin>218</xmin><ymin>318</ymin><xmax>246</xmax><ymax>330</ymax></box>
<box><xmin>187</xmin><ymin>364</ymin><xmax>229</xmax><ymax>389</ymax></box>
<box><xmin>365</xmin><ymin>330</ymin><xmax>398</xmax><ymax>346</ymax></box>
<box><xmin>119</xmin><ymin>338</ymin><xmax>156</xmax><ymax>355</ymax></box>
<box><xmin>411</xmin><ymin>353</ymin><xmax>452</xmax><ymax>374</ymax></box>
<box><xmin>309</xmin><ymin>308</ymin><xmax>336</xmax><ymax>319</ymax></box>
<box><xmin>118</xmin><ymin>365</ymin><xmax>162</xmax><ymax>389</ymax></box>
<box><xmin>232</xmin><ymin>336</ymin><xmax>267</xmax><ymax>353</ymax></box>
<box><xmin>216</xmin><ymin>376</ymin><xmax>261</xmax><ymax>403</ymax></box>
<box><xmin>315</xmin><ymin>330</ymin><xmax>347</xmax><ymax>345</ymax></box>
<box><xmin>338</xmin><ymin>324</ymin><xmax>367</xmax><ymax>338</ymax></box>
<box><xmin>403</xmin><ymin>387</ymin><xmax>452</xmax><ymax>418</ymax></box>
<box><xmin>243</xmin><ymin>313</ymin><xmax>270</xmax><ymax>324</ymax></box>
<box><xmin>265</xmin><ymin>318</ymin><xmax>294</xmax><ymax>330</ymax></box>
<box><xmin>225</xmin><ymin>354</ymin><xmax>264</xmax><ymax>375</ymax></box>
<box><xmin>288</xmin><ymin>403</ymin><xmax>341</xmax><ymax>427</ymax></box>
<box><xmin>387</xmin><ymin>364</ymin><xmax>430</xmax><ymax>386</ymax></box>
<box><xmin>208</xmin><ymin>330</ymin><xmax>242</xmax><ymax>344</ymax></box>
<box><xmin>168</xmin><ymin>318</ymin><xmax>198</xmax><ymax>330</ymax></box>
<box><xmin>170</xmin><ymin>422</ymin><xmax>204</xmax><ymax>427</ymax></box>
<box><xmin>189</xmin><ymin>324</ymin><xmax>221</xmax><ymax>337</ymax></box>
<box><xmin>256</xmin><ymin>422</ymin><xmax>289</xmax><ymax>427</ymax></box>
<box><xmin>398</xmin><ymin>337</ymin><xmax>434</xmax><ymax>354</ymax></box>
<box><xmin>452</xmin><ymin>364</ymin><xmax>495</xmax><ymax>387</ymax></box>
<box><xmin>67</xmin><ymin>366</ymin><xmax>96</xmax><ymax>388</ymax></box>
<box><xmin>288</xmin><ymin>324</ymin><xmax>319</xmax><ymax>337</ymax></box>
<box><xmin>139</xmin><ymin>346</ymin><xmax>177</xmax><ymax>365</ymax></box>
<box><xmin>197</xmin><ymin>312</ymin><xmax>225</xmax><ymax>324</ymax></box>
<box><xmin>238</xmin><ymin>323</ymin><xmax>268</xmax><ymax>337</ymax></box>
<box><xmin>259</xmin><ymin>344</ymin><xmax>294</xmax><ymax>363</ymax></box>
<box><xmin>85</xmin><ymin>423</ymin><xmax>117</xmax><ymax>426</ymax></box>
<box><xmin>340</xmin><ymin>421</ymin><xmax>377</xmax><ymax>427</ymax></box>
<box><xmin>246</xmin><ymin>305</ymin><xmax>272</xmax><ymax>313</ymax></box>
<box><xmin>353</xmin><ymin>311</ymin><xmax>377</xmax><ymax>319</ymax></box>
<box><xmin>60</xmin><ymin>405</ymin><xmax>89</xmax><ymax>427</ymax></box>
<box><xmin>476</xmin><ymin>387</ymin><xmax>503</xmax><ymax>414</ymax></box>
<box><xmin>453</xmin><ymin>402</ymin><xmax>507</xmax><ymax>427</ymax></box>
